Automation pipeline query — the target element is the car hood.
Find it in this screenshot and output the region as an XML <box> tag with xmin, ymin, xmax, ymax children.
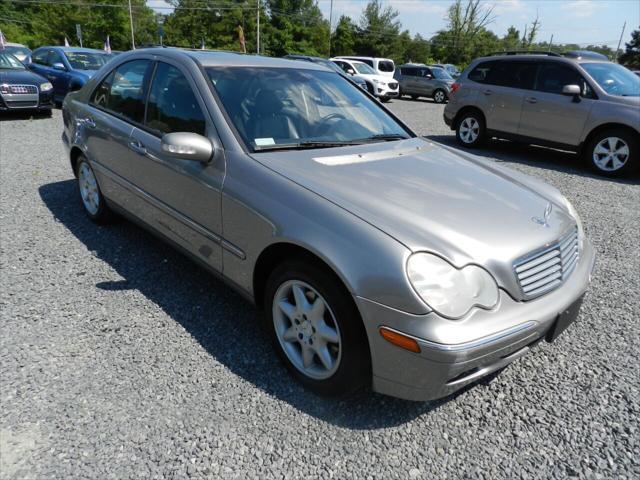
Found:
<box><xmin>0</xmin><ymin>69</ymin><xmax>47</xmax><ymax>85</ymax></box>
<box><xmin>252</xmin><ymin>138</ymin><xmax>575</xmax><ymax>289</ymax></box>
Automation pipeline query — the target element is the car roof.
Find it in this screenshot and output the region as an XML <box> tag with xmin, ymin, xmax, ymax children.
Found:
<box><xmin>473</xmin><ymin>53</ymin><xmax>611</xmax><ymax>65</ymax></box>
<box><xmin>35</xmin><ymin>46</ymin><xmax>110</xmax><ymax>54</ymax></box>
<box><xmin>138</xmin><ymin>48</ymin><xmax>328</xmax><ymax>71</ymax></box>
<box><xmin>5</xmin><ymin>42</ymin><xmax>29</xmax><ymax>48</ymax></box>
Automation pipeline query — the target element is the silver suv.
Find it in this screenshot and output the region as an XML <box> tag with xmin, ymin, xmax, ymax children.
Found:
<box><xmin>444</xmin><ymin>52</ymin><xmax>640</xmax><ymax>176</ymax></box>
<box><xmin>394</xmin><ymin>64</ymin><xmax>454</xmax><ymax>103</ymax></box>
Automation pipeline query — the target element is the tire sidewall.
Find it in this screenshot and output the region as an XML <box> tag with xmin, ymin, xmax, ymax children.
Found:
<box><xmin>263</xmin><ymin>260</ymin><xmax>371</xmax><ymax>396</ymax></box>
<box><xmin>433</xmin><ymin>89</ymin><xmax>447</xmax><ymax>104</ymax></box>
<box><xmin>456</xmin><ymin>112</ymin><xmax>485</xmax><ymax>148</ymax></box>
<box><xmin>587</xmin><ymin>129</ymin><xmax>638</xmax><ymax>177</ymax></box>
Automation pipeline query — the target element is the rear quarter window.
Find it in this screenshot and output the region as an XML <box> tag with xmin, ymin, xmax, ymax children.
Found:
<box><xmin>378</xmin><ymin>61</ymin><xmax>395</xmax><ymax>72</ymax></box>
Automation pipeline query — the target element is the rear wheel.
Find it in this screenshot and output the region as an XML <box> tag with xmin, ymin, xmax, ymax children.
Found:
<box><xmin>586</xmin><ymin>128</ymin><xmax>638</xmax><ymax>177</ymax></box>
<box><xmin>76</xmin><ymin>156</ymin><xmax>114</xmax><ymax>223</ymax></box>
<box><xmin>433</xmin><ymin>89</ymin><xmax>447</xmax><ymax>104</ymax></box>
<box><xmin>264</xmin><ymin>260</ymin><xmax>370</xmax><ymax>396</ymax></box>
<box><xmin>455</xmin><ymin>111</ymin><xmax>486</xmax><ymax>148</ymax></box>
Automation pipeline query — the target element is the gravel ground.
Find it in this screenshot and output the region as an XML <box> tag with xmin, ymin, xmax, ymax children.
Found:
<box><xmin>1</xmin><ymin>103</ymin><xmax>639</xmax><ymax>480</ymax></box>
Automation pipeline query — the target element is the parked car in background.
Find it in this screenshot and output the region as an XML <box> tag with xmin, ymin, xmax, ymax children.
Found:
<box><xmin>29</xmin><ymin>47</ymin><xmax>111</xmax><ymax>104</ymax></box>
<box><xmin>333</xmin><ymin>56</ymin><xmax>395</xmax><ymax>78</ymax></box>
<box><xmin>284</xmin><ymin>54</ymin><xmax>368</xmax><ymax>90</ymax></box>
<box><xmin>2</xmin><ymin>43</ymin><xmax>32</xmax><ymax>64</ymax></box>
<box><xmin>432</xmin><ymin>63</ymin><xmax>461</xmax><ymax>78</ymax></box>
<box><xmin>444</xmin><ymin>51</ymin><xmax>640</xmax><ymax>176</ymax></box>
<box><xmin>0</xmin><ymin>51</ymin><xmax>53</xmax><ymax>113</ymax></box>
<box><xmin>564</xmin><ymin>50</ymin><xmax>609</xmax><ymax>61</ymax></box>
<box><xmin>395</xmin><ymin>63</ymin><xmax>454</xmax><ymax>103</ymax></box>
<box><xmin>62</xmin><ymin>48</ymin><xmax>595</xmax><ymax>402</ymax></box>
<box><xmin>331</xmin><ymin>58</ymin><xmax>399</xmax><ymax>101</ymax></box>
<box><xmin>632</xmin><ymin>70</ymin><xmax>640</xmax><ymax>77</ymax></box>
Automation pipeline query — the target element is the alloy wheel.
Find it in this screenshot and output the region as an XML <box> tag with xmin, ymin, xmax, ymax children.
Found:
<box><xmin>434</xmin><ymin>90</ymin><xmax>446</xmax><ymax>103</ymax></box>
<box><xmin>592</xmin><ymin>137</ymin><xmax>629</xmax><ymax>172</ymax></box>
<box><xmin>459</xmin><ymin>117</ymin><xmax>480</xmax><ymax>144</ymax></box>
<box><xmin>272</xmin><ymin>280</ymin><xmax>342</xmax><ymax>380</ymax></box>
<box><xmin>78</xmin><ymin>162</ymin><xmax>100</xmax><ymax>215</ymax></box>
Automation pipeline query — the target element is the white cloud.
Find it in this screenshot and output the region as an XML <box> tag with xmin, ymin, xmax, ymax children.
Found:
<box><xmin>560</xmin><ymin>0</ymin><xmax>601</xmax><ymax>18</ymax></box>
<box><xmin>490</xmin><ymin>0</ymin><xmax>527</xmax><ymax>14</ymax></box>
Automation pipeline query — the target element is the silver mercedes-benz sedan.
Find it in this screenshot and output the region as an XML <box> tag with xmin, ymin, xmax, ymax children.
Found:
<box><xmin>61</xmin><ymin>48</ymin><xmax>595</xmax><ymax>401</ymax></box>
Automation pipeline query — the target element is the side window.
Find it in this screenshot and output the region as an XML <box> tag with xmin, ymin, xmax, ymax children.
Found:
<box><xmin>145</xmin><ymin>62</ymin><xmax>206</xmax><ymax>136</ymax></box>
<box><xmin>90</xmin><ymin>60</ymin><xmax>151</xmax><ymax>123</ymax></box>
<box><xmin>32</xmin><ymin>50</ymin><xmax>50</xmax><ymax>66</ymax></box>
<box><xmin>536</xmin><ymin>63</ymin><xmax>594</xmax><ymax>97</ymax></box>
<box><xmin>400</xmin><ymin>67</ymin><xmax>414</xmax><ymax>76</ymax></box>
<box><xmin>468</xmin><ymin>61</ymin><xmax>493</xmax><ymax>83</ymax></box>
<box><xmin>362</xmin><ymin>59</ymin><xmax>374</xmax><ymax>67</ymax></box>
<box><xmin>421</xmin><ymin>68</ymin><xmax>433</xmax><ymax>78</ymax></box>
<box><xmin>469</xmin><ymin>61</ymin><xmax>536</xmax><ymax>89</ymax></box>
<box><xmin>48</xmin><ymin>51</ymin><xmax>64</xmax><ymax>68</ymax></box>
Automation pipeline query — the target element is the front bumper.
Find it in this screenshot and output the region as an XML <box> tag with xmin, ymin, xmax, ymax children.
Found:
<box><xmin>376</xmin><ymin>84</ymin><xmax>399</xmax><ymax>98</ymax></box>
<box><xmin>356</xmin><ymin>238</ymin><xmax>596</xmax><ymax>401</ymax></box>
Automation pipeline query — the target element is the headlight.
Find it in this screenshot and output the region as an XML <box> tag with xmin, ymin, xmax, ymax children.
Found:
<box><xmin>40</xmin><ymin>82</ymin><xmax>53</xmax><ymax>92</ymax></box>
<box><xmin>406</xmin><ymin>253</ymin><xmax>499</xmax><ymax>319</ymax></box>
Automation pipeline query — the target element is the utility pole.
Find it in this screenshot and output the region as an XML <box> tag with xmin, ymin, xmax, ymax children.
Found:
<box><xmin>548</xmin><ymin>34</ymin><xmax>553</xmax><ymax>53</ymax></box>
<box><xmin>256</xmin><ymin>0</ymin><xmax>260</xmax><ymax>55</ymax></box>
<box><xmin>128</xmin><ymin>0</ymin><xmax>136</xmax><ymax>50</ymax></box>
<box><xmin>328</xmin><ymin>0</ymin><xmax>334</xmax><ymax>57</ymax></box>
<box><xmin>615</xmin><ymin>21</ymin><xmax>626</xmax><ymax>62</ymax></box>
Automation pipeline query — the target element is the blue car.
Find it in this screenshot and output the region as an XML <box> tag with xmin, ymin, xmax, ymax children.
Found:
<box><xmin>28</xmin><ymin>47</ymin><xmax>111</xmax><ymax>104</ymax></box>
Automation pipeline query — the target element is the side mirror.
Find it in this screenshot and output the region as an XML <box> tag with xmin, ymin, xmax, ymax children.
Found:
<box><xmin>346</xmin><ymin>68</ymin><xmax>355</xmax><ymax>75</ymax></box>
<box><xmin>425</xmin><ymin>74</ymin><xmax>433</xmax><ymax>79</ymax></box>
<box><xmin>52</xmin><ymin>62</ymin><xmax>66</xmax><ymax>71</ymax></box>
<box><xmin>161</xmin><ymin>132</ymin><xmax>213</xmax><ymax>163</ymax></box>
<box><xmin>562</xmin><ymin>84</ymin><xmax>581</xmax><ymax>96</ymax></box>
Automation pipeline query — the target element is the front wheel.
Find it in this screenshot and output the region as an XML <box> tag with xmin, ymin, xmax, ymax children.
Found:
<box><xmin>264</xmin><ymin>260</ymin><xmax>370</xmax><ymax>396</ymax></box>
<box><xmin>76</xmin><ymin>156</ymin><xmax>114</xmax><ymax>223</ymax></box>
<box><xmin>433</xmin><ymin>89</ymin><xmax>447</xmax><ymax>104</ymax></box>
<box><xmin>455</xmin><ymin>111</ymin><xmax>486</xmax><ymax>148</ymax></box>
<box><xmin>586</xmin><ymin>129</ymin><xmax>638</xmax><ymax>177</ymax></box>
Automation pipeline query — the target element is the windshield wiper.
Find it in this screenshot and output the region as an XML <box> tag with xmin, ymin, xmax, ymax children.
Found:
<box><xmin>360</xmin><ymin>133</ymin><xmax>410</xmax><ymax>142</ymax></box>
<box><xmin>253</xmin><ymin>140</ymin><xmax>364</xmax><ymax>152</ymax></box>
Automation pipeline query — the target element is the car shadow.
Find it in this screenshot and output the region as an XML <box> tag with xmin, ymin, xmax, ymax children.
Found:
<box><xmin>0</xmin><ymin>110</ymin><xmax>52</xmax><ymax>122</ymax></box>
<box><xmin>38</xmin><ymin>179</ymin><xmax>489</xmax><ymax>429</ymax></box>
<box><xmin>426</xmin><ymin>134</ymin><xmax>640</xmax><ymax>184</ymax></box>
<box><xmin>398</xmin><ymin>96</ymin><xmax>440</xmax><ymax>104</ymax></box>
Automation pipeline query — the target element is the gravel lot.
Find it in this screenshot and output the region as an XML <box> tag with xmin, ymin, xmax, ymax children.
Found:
<box><xmin>1</xmin><ymin>101</ymin><xmax>639</xmax><ymax>480</ymax></box>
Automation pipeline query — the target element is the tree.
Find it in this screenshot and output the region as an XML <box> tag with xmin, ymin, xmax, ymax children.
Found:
<box><xmin>354</xmin><ymin>0</ymin><xmax>401</xmax><ymax>58</ymax></box>
<box><xmin>501</xmin><ymin>26</ymin><xmax>520</xmax><ymax>51</ymax></box>
<box><xmin>619</xmin><ymin>29</ymin><xmax>640</xmax><ymax>68</ymax></box>
<box><xmin>521</xmin><ymin>14</ymin><xmax>540</xmax><ymax>50</ymax></box>
<box><xmin>265</xmin><ymin>0</ymin><xmax>329</xmax><ymax>56</ymax></box>
<box><xmin>402</xmin><ymin>34</ymin><xmax>431</xmax><ymax>64</ymax></box>
<box><xmin>332</xmin><ymin>15</ymin><xmax>356</xmax><ymax>56</ymax></box>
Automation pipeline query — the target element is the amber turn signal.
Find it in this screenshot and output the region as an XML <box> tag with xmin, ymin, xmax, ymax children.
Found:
<box><xmin>379</xmin><ymin>327</ymin><xmax>421</xmax><ymax>353</ymax></box>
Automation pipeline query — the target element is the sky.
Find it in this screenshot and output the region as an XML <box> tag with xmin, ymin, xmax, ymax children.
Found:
<box><xmin>147</xmin><ymin>0</ymin><xmax>638</xmax><ymax>48</ymax></box>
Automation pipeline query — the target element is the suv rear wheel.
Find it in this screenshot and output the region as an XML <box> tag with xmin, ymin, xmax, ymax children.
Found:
<box><xmin>455</xmin><ymin>111</ymin><xmax>486</xmax><ymax>148</ymax></box>
<box><xmin>433</xmin><ymin>89</ymin><xmax>447</xmax><ymax>104</ymax></box>
<box><xmin>586</xmin><ymin>128</ymin><xmax>638</xmax><ymax>177</ymax></box>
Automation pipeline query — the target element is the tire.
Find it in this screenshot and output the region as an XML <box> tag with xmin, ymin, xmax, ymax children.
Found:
<box><xmin>585</xmin><ymin>128</ymin><xmax>638</xmax><ymax>177</ymax></box>
<box><xmin>263</xmin><ymin>259</ymin><xmax>371</xmax><ymax>397</ymax></box>
<box><xmin>76</xmin><ymin>156</ymin><xmax>114</xmax><ymax>223</ymax></box>
<box><xmin>380</xmin><ymin>97</ymin><xmax>390</xmax><ymax>103</ymax></box>
<box><xmin>455</xmin><ymin>111</ymin><xmax>486</xmax><ymax>148</ymax></box>
<box><xmin>433</xmin><ymin>89</ymin><xmax>447</xmax><ymax>104</ymax></box>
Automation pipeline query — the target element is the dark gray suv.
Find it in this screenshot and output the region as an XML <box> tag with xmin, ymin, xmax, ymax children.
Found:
<box><xmin>394</xmin><ymin>64</ymin><xmax>454</xmax><ymax>103</ymax></box>
<box><xmin>444</xmin><ymin>52</ymin><xmax>640</xmax><ymax>176</ymax></box>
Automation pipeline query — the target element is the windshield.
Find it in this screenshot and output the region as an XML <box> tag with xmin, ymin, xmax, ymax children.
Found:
<box><xmin>315</xmin><ymin>58</ymin><xmax>343</xmax><ymax>74</ymax></box>
<box><xmin>0</xmin><ymin>53</ymin><xmax>25</xmax><ymax>70</ymax></box>
<box><xmin>5</xmin><ymin>46</ymin><xmax>30</xmax><ymax>59</ymax></box>
<box><xmin>432</xmin><ymin>68</ymin><xmax>453</xmax><ymax>80</ymax></box>
<box><xmin>582</xmin><ymin>63</ymin><xmax>640</xmax><ymax>97</ymax></box>
<box><xmin>64</xmin><ymin>52</ymin><xmax>109</xmax><ymax>70</ymax></box>
<box><xmin>353</xmin><ymin>63</ymin><xmax>376</xmax><ymax>75</ymax></box>
<box><xmin>207</xmin><ymin>67</ymin><xmax>410</xmax><ymax>151</ymax></box>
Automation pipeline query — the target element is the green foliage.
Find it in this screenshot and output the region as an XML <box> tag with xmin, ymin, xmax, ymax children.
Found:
<box><xmin>331</xmin><ymin>15</ymin><xmax>356</xmax><ymax>57</ymax></box>
<box><xmin>618</xmin><ymin>29</ymin><xmax>639</xmax><ymax>68</ymax></box>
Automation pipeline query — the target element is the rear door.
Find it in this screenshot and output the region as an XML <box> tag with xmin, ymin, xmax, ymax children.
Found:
<box><xmin>468</xmin><ymin>60</ymin><xmax>534</xmax><ymax>134</ymax></box>
<box><xmin>128</xmin><ymin>60</ymin><xmax>225</xmax><ymax>272</ymax></box>
<box><xmin>518</xmin><ymin>62</ymin><xmax>595</xmax><ymax>146</ymax></box>
<box><xmin>83</xmin><ymin>59</ymin><xmax>154</xmax><ymax>209</ymax></box>
<box><xmin>399</xmin><ymin>67</ymin><xmax>417</xmax><ymax>93</ymax></box>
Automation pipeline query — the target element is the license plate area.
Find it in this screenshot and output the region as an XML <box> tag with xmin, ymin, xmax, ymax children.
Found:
<box><xmin>546</xmin><ymin>295</ymin><xmax>584</xmax><ymax>343</ymax></box>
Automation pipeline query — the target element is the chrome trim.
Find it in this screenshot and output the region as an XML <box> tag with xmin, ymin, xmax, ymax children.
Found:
<box><xmin>379</xmin><ymin>321</ymin><xmax>537</xmax><ymax>353</ymax></box>
<box><xmin>513</xmin><ymin>226</ymin><xmax>579</xmax><ymax>300</ymax></box>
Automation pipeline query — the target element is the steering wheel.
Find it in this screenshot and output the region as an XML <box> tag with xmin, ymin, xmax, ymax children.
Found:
<box><xmin>314</xmin><ymin>113</ymin><xmax>348</xmax><ymax>136</ymax></box>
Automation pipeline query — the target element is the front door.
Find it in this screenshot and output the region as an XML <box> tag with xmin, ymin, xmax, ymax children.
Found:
<box><xmin>128</xmin><ymin>61</ymin><xmax>225</xmax><ymax>272</ymax></box>
<box><xmin>45</xmin><ymin>50</ymin><xmax>70</xmax><ymax>100</ymax></box>
<box><xmin>518</xmin><ymin>62</ymin><xmax>595</xmax><ymax>146</ymax></box>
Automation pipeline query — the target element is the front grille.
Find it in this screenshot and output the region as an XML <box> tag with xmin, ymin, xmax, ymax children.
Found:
<box><xmin>388</xmin><ymin>82</ymin><xmax>398</xmax><ymax>89</ymax></box>
<box><xmin>6</xmin><ymin>100</ymin><xmax>38</xmax><ymax>108</ymax></box>
<box><xmin>8</xmin><ymin>84</ymin><xmax>38</xmax><ymax>94</ymax></box>
<box><xmin>514</xmin><ymin>227</ymin><xmax>579</xmax><ymax>299</ymax></box>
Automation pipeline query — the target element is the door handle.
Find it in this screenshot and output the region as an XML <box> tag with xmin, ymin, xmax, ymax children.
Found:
<box><xmin>483</xmin><ymin>89</ymin><xmax>493</xmax><ymax>95</ymax></box>
<box><xmin>526</xmin><ymin>97</ymin><xmax>537</xmax><ymax>104</ymax></box>
<box><xmin>129</xmin><ymin>141</ymin><xmax>147</xmax><ymax>155</ymax></box>
<box><xmin>80</xmin><ymin>117</ymin><xmax>96</xmax><ymax>129</ymax></box>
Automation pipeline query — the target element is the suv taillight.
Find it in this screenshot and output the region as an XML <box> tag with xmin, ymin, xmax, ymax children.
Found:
<box><xmin>450</xmin><ymin>82</ymin><xmax>460</xmax><ymax>95</ymax></box>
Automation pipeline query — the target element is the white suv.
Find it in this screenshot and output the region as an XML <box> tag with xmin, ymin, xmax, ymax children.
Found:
<box><xmin>331</xmin><ymin>58</ymin><xmax>399</xmax><ymax>102</ymax></box>
<box><xmin>334</xmin><ymin>56</ymin><xmax>396</xmax><ymax>77</ymax></box>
